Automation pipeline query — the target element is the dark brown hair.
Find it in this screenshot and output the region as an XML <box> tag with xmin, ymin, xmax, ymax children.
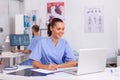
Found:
<box><xmin>32</xmin><ymin>25</ymin><xmax>39</xmax><ymax>32</ymax></box>
<box><xmin>47</xmin><ymin>18</ymin><xmax>63</xmax><ymax>36</ymax></box>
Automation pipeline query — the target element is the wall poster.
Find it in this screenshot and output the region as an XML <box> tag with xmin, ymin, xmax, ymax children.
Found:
<box><xmin>85</xmin><ymin>7</ymin><xmax>104</xmax><ymax>33</ymax></box>
<box><xmin>47</xmin><ymin>2</ymin><xmax>65</xmax><ymax>23</ymax></box>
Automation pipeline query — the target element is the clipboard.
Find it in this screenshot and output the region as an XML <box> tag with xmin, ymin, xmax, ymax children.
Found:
<box><xmin>8</xmin><ymin>68</ymin><xmax>49</xmax><ymax>76</ymax></box>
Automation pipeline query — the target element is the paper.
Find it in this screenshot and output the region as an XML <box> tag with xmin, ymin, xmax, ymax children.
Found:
<box><xmin>31</xmin><ymin>68</ymin><xmax>62</xmax><ymax>74</ymax></box>
<box><xmin>31</xmin><ymin>67</ymin><xmax>77</xmax><ymax>74</ymax></box>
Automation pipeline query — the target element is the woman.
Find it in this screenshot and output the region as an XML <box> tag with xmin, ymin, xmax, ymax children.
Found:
<box><xmin>29</xmin><ymin>18</ymin><xmax>77</xmax><ymax>70</ymax></box>
<box><xmin>15</xmin><ymin>25</ymin><xmax>41</xmax><ymax>54</ymax></box>
<box><xmin>16</xmin><ymin>25</ymin><xmax>41</xmax><ymax>65</ymax></box>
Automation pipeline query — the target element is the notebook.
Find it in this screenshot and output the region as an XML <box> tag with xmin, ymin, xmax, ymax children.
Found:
<box><xmin>65</xmin><ymin>48</ymin><xmax>107</xmax><ymax>75</ymax></box>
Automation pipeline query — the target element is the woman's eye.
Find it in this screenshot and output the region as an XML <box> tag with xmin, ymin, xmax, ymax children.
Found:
<box><xmin>57</xmin><ymin>28</ymin><xmax>61</xmax><ymax>30</ymax></box>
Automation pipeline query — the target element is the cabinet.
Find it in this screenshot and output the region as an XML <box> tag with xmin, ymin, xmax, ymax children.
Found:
<box><xmin>117</xmin><ymin>56</ymin><xmax>120</xmax><ymax>66</ymax></box>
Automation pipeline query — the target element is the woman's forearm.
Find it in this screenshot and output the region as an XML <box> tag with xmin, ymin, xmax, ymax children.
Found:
<box><xmin>32</xmin><ymin>60</ymin><xmax>47</xmax><ymax>69</ymax></box>
<box><xmin>32</xmin><ymin>60</ymin><xmax>77</xmax><ymax>70</ymax></box>
<box><xmin>32</xmin><ymin>60</ymin><xmax>57</xmax><ymax>70</ymax></box>
<box><xmin>22</xmin><ymin>49</ymin><xmax>30</xmax><ymax>54</ymax></box>
<box><xmin>57</xmin><ymin>60</ymin><xmax>77</xmax><ymax>68</ymax></box>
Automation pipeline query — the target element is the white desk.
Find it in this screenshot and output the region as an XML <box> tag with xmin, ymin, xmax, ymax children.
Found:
<box><xmin>0</xmin><ymin>52</ymin><xmax>25</xmax><ymax>66</ymax></box>
<box><xmin>0</xmin><ymin>66</ymin><xmax>120</xmax><ymax>80</ymax></box>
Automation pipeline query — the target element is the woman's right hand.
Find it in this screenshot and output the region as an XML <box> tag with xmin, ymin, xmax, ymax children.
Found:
<box><xmin>46</xmin><ymin>64</ymin><xmax>58</xmax><ymax>70</ymax></box>
<box><xmin>14</xmin><ymin>49</ymin><xmax>21</xmax><ymax>53</ymax></box>
<box><xmin>32</xmin><ymin>60</ymin><xmax>58</xmax><ymax>70</ymax></box>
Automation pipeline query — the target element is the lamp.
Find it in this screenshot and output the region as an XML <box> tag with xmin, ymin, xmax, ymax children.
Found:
<box><xmin>5</xmin><ymin>36</ymin><xmax>10</xmax><ymax>43</ymax></box>
<box><xmin>0</xmin><ymin>36</ymin><xmax>9</xmax><ymax>53</ymax></box>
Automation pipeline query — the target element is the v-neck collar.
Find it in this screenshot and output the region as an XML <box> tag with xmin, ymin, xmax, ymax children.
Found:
<box><xmin>48</xmin><ymin>37</ymin><xmax>60</xmax><ymax>48</ymax></box>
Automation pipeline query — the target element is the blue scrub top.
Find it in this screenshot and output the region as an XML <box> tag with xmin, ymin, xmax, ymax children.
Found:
<box><xmin>29</xmin><ymin>37</ymin><xmax>75</xmax><ymax>65</ymax></box>
<box><xmin>27</xmin><ymin>36</ymin><xmax>41</xmax><ymax>51</ymax></box>
<box><xmin>20</xmin><ymin>36</ymin><xmax>41</xmax><ymax>65</ymax></box>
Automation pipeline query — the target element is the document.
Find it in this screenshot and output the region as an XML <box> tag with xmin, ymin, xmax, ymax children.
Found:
<box><xmin>31</xmin><ymin>68</ymin><xmax>63</xmax><ymax>74</ymax></box>
<box><xmin>31</xmin><ymin>67</ymin><xmax>76</xmax><ymax>74</ymax></box>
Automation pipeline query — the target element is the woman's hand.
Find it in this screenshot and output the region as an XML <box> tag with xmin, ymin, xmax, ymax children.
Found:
<box><xmin>46</xmin><ymin>64</ymin><xmax>58</xmax><ymax>70</ymax></box>
<box><xmin>32</xmin><ymin>60</ymin><xmax>58</xmax><ymax>70</ymax></box>
<box><xmin>14</xmin><ymin>49</ymin><xmax>21</xmax><ymax>53</ymax></box>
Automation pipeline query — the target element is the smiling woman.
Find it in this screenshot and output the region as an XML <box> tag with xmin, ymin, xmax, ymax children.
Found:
<box><xmin>29</xmin><ymin>18</ymin><xmax>77</xmax><ymax>70</ymax></box>
<box><xmin>47</xmin><ymin>18</ymin><xmax>64</xmax><ymax>41</ymax></box>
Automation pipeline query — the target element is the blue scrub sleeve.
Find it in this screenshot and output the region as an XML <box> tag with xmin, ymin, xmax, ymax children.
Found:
<box><xmin>29</xmin><ymin>41</ymin><xmax>42</xmax><ymax>62</ymax></box>
<box><xmin>27</xmin><ymin>39</ymin><xmax>36</xmax><ymax>51</ymax></box>
<box><xmin>63</xmin><ymin>41</ymin><xmax>76</xmax><ymax>62</ymax></box>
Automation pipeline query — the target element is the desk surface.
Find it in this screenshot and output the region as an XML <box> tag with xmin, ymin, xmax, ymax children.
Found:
<box><xmin>0</xmin><ymin>66</ymin><xmax>120</xmax><ymax>80</ymax></box>
<box><xmin>0</xmin><ymin>52</ymin><xmax>25</xmax><ymax>58</ymax></box>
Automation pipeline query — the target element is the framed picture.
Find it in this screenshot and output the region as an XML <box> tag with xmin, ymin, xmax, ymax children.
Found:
<box><xmin>47</xmin><ymin>2</ymin><xmax>65</xmax><ymax>23</ymax></box>
<box><xmin>85</xmin><ymin>7</ymin><xmax>104</xmax><ymax>33</ymax></box>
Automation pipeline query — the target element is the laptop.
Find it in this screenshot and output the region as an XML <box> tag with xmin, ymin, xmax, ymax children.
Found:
<box><xmin>65</xmin><ymin>48</ymin><xmax>107</xmax><ymax>75</ymax></box>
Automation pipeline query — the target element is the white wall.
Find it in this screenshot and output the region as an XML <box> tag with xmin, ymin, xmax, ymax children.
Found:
<box><xmin>9</xmin><ymin>0</ymin><xmax>21</xmax><ymax>34</ymax></box>
<box><xmin>118</xmin><ymin>18</ymin><xmax>120</xmax><ymax>53</ymax></box>
<box><xmin>118</xmin><ymin>5</ymin><xmax>120</xmax><ymax>52</ymax></box>
<box><xmin>0</xmin><ymin>0</ymin><xmax>23</xmax><ymax>51</ymax></box>
<box><xmin>24</xmin><ymin>0</ymin><xmax>120</xmax><ymax>63</ymax></box>
<box><xmin>0</xmin><ymin>0</ymin><xmax>9</xmax><ymax>43</ymax></box>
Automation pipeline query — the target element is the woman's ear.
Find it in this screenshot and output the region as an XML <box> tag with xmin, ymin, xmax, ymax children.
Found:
<box><xmin>50</xmin><ymin>26</ymin><xmax>53</xmax><ymax>32</ymax></box>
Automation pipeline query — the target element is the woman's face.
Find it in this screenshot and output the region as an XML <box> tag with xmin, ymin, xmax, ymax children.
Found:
<box><xmin>50</xmin><ymin>22</ymin><xmax>64</xmax><ymax>39</ymax></box>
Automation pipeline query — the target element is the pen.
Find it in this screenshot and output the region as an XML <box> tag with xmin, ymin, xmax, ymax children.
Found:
<box><xmin>110</xmin><ymin>68</ymin><xmax>115</xmax><ymax>74</ymax></box>
<box><xmin>110</xmin><ymin>69</ymin><xmax>113</xmax><ymax>73</ymax></box>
